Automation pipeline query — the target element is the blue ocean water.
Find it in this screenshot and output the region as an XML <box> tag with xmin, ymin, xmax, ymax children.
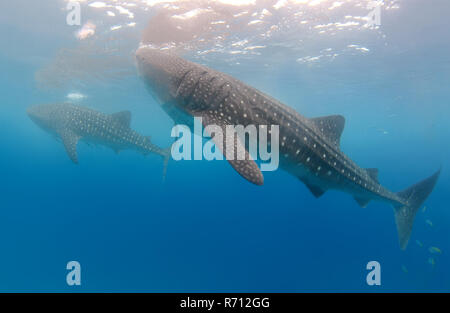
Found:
<box><xmin>0</xmin><ymin>0</ymin><xmax>449</xmax><ymax>292</ymax></box>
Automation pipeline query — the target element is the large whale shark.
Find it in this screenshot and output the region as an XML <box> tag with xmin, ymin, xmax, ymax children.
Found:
<box><xmin>27</xmin><ymin>103</ymin><xmax>170</xmax><ymax>177</ymax></box>
<box><xmin>135</xmin><ymin>47</ymin><xmax>440</xmax><ymax>249</ymax></box>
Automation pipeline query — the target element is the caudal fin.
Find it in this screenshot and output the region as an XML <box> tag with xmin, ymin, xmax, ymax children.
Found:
<box><xmin>394</xmin><ymin>169</ymin><xmax>441</xmax><ymax>250</ymax></box>
<box><xmin>162</xmin><ymin>147</ymin><xmax>171</xmax><ymax>182</ymax></box>
<box><xmin>144</xmin><ymin>136</ymin><xmax>171</xmax><ymax>182</ymax></box>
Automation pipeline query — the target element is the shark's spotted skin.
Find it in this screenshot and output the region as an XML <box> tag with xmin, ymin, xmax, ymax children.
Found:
<box><xmin>27</xmin><ymin>103</ymin><xmax>170</xmax><ymax>176</ymax></box>
<box><xmin>136</xmin><ymin>47</ymin><xmax>440</xmax><ymax>249</ymax></box>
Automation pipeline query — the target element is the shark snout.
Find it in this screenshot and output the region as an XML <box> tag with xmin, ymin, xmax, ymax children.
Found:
<box><xmin>26</xmin><ymin>106</ymin><xmax>46</xmax><ymax>124</ymax></box>
<box><xmin>26</xmin><ymin>106</ymin><xmax>39</xmax><ymax>119</ymax></box>
<box><xmin>26</xmin><ymin>106</ymin><xmax>35</xmax><ymax>115</ymax></box>
<box><xmin>135</xmin><ymin>46</ymin><xmax>171</xmax><ymax>73</ymax></box>
<box><xmin>26</xmin><ymin>104</ymin><xmax>54</xmax><ymax>125</ymax></box>
<box><xmin>135</xmin><ymin>47</ymin><xmax>150</xmax><ymax>70</ymax></box>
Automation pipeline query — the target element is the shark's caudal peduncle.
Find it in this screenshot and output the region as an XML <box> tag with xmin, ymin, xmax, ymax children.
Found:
<box><xmin>136</xmin><ymin>47</ymin><xmax>440</xmax><ymax>249</ymax></box>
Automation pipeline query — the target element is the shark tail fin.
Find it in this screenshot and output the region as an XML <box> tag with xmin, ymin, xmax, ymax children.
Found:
<box><xmin>393</xmin><ymin>169</ymin><xmax>441</xmax><ymax>250</ymax></box>
<box><xmin>162</xmin><ymin>147</ymin><xmax>171</xmax><ymax>182</ymax></box>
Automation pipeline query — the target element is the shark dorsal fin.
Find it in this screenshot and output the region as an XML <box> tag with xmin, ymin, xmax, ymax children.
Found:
<box><xmin>365</xmin><ymin>168</ymin><xmax>379</xmax><ymax>182</ymax></box>
<box><xmin>111</xmin><ymin>111</ymin><xmax>132</xmax><ymax>128</ymax></box>
<box><xmin>311</xmin><ymin>115</ymin><xmax>345</xmax><ymax>147</ymax></box>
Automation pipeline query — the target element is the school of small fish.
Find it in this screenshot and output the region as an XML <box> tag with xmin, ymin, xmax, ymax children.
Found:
<box><xmin>429</xmin><ymin>247</ymin><xmax>442</xmax><ymax>254</ymax></box>
<box><xmin>403</xmin><ymin>206</ymin><xmax>442</xmax><ymax>273</ymax></box>
<box><xmin>428</xmin><ymin>257</ymin><xmax>436</xmax><ymax>267</ymax></box>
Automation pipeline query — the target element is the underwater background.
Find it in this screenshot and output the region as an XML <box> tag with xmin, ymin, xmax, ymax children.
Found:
<box><xmin>0</xmin><ymin>0</ymin><xmax>449</xmax><ymax>292</ymax></box>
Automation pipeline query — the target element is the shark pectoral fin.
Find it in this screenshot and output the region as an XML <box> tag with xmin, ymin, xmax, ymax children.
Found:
<box><xmin>58</xmin><ymin>129</ymin><xmax>80</xmax><ymax>164</ymax></box>
<box><xmin>311</xmin><ymin>115</ymin><xmax>345</xmax><ymax>147</ymax></box>
<box><xmin>354</xmin><ymin>197</ymin><xmax>371</xmax><ymax>208</ymax></box>
<box><xmin>111</xmin><ymin>111</ymin><xmax>132</xmax><ymax>128</ymax></box>
<box><xmin>201</xmin><ymin>115</ymin><xmax>264</xmax><ymax>186</ymax></box>
<box><xmin>305</xmin><ymin>183</ymin><xmax>326</xmax><ymax>198</ymax></box>
<box><xmin>226</xmin><ymin>141</ymin><xmax>264</xmax><ymax>186</ymax></box>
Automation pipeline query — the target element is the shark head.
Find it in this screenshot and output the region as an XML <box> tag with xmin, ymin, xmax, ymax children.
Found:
<box><xmin>27</xmin><ymin>103</ymin><xmax>62</xmax><ymax>132</ymax></box>
<box><xmin>136</xmin><ymin>47</ymin><xmax>189</xmax><ymax>104</ymax></box>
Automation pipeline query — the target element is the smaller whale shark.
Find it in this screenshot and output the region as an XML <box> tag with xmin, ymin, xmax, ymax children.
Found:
<box><xmin>27</xmin><ymin>103</ymin><xmax>170</xmax><ymax>177</ymax></box>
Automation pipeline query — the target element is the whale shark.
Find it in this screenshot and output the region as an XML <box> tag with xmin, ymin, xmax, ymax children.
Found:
<box><xmin>27</xmin><ymin>103</ymin><xmax>170</xmax><ymax>177</ymax></box>
<box><xmin>135</xmin><ymin>47</ymin><xmax>440</xmax><ymax>249</ymax></box>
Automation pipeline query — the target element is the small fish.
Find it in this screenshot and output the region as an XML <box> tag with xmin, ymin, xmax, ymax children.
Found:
<box><xmin>426</xmin><ymin>219</ymin><xmax>433</xmax><ymax>227</ymax></box>
<box><xmin>415</xmin><ymin>240</ymin><xmax>423</xmax><ymax>247</ymax></box>
<box><xmin>401</xmin><ymin>265</ymin><xmax>408</xmax><ymax>273</ymax></box>
<box><xmin>422</xmin><ymin>206</ymin><xmax>427</xmax><ymax>213</ymax></box>
<box><xmin>428</xmin><ymin>257</ymin><xmax>436</xmax><ymax>266</ymax></box>
<box><xmin>429</xmin><ymin>247</ymin><xmax>442</xmax><ymax>254</ymax></box>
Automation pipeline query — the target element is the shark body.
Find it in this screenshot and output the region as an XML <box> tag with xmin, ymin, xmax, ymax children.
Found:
<box><xmin>27</xmin><ymin>103</ymin><xmax>170</xmax><ymax>175</ymax></box>
<box><xmin>135</xmin><ymin>47</ymin><xmax>440</xmax><ymax>249</ymax></box>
